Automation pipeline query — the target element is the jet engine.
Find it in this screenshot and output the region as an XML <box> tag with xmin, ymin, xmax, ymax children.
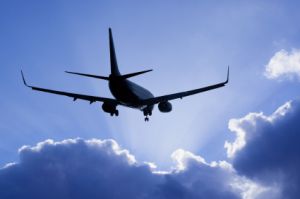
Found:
<box><xmin>102</xmin><ymin>102</ymin><xmax>119</xmax><ymax>116</ymax></box>
<box><xmin>158</xmin><ymin>101</ymin><xmax>172</xmax><ymax>113</ymax></box>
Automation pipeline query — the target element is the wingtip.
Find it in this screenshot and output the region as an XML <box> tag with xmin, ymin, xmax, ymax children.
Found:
<box><xmin>21</xmin><ymin>70</ymin><xmax>29</xmax><ymax>87</ymax></box>
<box><xmin>226</xmin><ymin>66</ymin><xmax>230</xmax><ymax>84</ymax></box>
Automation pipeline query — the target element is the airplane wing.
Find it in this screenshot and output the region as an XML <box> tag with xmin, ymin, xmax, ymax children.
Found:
<box><xmin>141</xmin><ymin>67</ymin><xmax>229</xmax><ymax>106</ymax></box>
<box><xmin>21</xmin><ymin>71</ymin><xmax>119</xmax><ymax>105</ymax></box>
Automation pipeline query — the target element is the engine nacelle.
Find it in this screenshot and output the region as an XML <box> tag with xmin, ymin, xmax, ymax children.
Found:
<box><xmin>158</xmin><ymin>101</ymin><xmax>172</xmax><ymax>113</ymax></box>
<box><xmin>102</xmin><ymin>102</ymin><xmax>116</xmax><ymax>113</ymax></box>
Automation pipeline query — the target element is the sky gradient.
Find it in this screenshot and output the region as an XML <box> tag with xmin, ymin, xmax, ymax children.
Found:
<box><xmin>1</xmin><ymin>1</ymin><xmax>300</xmax><ymax>198</ymax></box>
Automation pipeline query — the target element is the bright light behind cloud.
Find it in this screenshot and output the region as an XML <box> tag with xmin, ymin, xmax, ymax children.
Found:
<box><xmin>0</xmin><ymin>138</ymin><xmax>268</xmax><ymax>199</ymax></box>
<box><xmin>265</xmin><ymin>49</ymin><xmax>300</xmax><ymax>80</ymax></box>
<box><xmin>3</xmin><ymin>99</ymin><xmax>300</xmax><ymax>198</ymax></box>
<box><xmin>225</xmin><ymin>101</ymin><xmax>292</xmax><ymax>158</ymax></box>
<box><xmin>2</xmin><ymin>1</ymin><xmax>300</xmax><ymax>198</ymax></box>
<box><xmin>225</xmin><ymin>99</ymin><xmax>300</xmax><ymax>199</ymax></box>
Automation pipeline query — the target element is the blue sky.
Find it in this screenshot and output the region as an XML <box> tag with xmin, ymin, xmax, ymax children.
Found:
<box><xmin>1</xmin><ymin>0</ymin><xmax>300</xmax><ymax>185</ymax></box>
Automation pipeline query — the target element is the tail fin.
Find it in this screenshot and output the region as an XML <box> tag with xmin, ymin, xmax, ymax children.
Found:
<box><xmin>109</xmin><ymin>28</ymin><xmax>121</xmax><ymax>76</ymax></box>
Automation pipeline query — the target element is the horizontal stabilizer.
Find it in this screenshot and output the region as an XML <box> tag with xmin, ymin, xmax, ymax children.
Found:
<box><xmin>65</xmin><ymin>71</ymin><xmax>109</xmax><ymax>80</ymax></box>
<box><xmin>121</xmin><ymin>69</ymin><xmax>153</xmax><ymax>79</ymax></box>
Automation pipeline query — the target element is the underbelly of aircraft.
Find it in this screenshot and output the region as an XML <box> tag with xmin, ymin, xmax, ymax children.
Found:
<box><xmin>109</xmin><ymin>80</ymin><xmax>154</xmax><ymax>110</ymax></box>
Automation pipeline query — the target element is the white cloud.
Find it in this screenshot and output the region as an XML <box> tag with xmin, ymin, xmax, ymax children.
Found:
<box><xmin>265</xmin><ymin>49</ymin><xmax>300</xmax><ymax>79</ymax></box>
<box><xmin>171</xmin><ymin>149</ymin><xmax>206</xmax><ymax>171</ymax></box>
<box><xmin>231</xmin><ymin>177</ymin><xmax>275</xmax><ymax>199</ymax></box>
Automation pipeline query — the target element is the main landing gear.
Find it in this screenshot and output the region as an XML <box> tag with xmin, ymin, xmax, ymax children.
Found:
<box><xmin>143</xmin><ymin>109</ymin><xmax>152</xmax><ymax>122</ymax></box>
<box><xmin>110</xmin><ymin>110</ymin><xmax>119</xmax><ymax>116</ymax></box>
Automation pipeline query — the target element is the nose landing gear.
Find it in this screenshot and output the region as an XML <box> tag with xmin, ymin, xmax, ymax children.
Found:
<box><xmin>143</xmin><ymin>109</ymin><xmax>152</xmax><ymax>122</ymax></box>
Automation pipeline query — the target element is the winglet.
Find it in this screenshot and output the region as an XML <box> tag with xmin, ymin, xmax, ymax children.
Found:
<box><xmin>225</xmin><ymin>66</ymin><xmax>229</xmax><ymax>84</ymax></box>
<box><xmin>21</xmin><ymin>70</ymin><xmax>30</xmax><ymax>87</ymax></box>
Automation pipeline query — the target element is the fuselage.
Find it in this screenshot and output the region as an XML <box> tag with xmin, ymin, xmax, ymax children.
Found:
<box><xmin>109</xmin><ymin>77</ymin><xmax>154</xmax><ymax>112</ymax></box>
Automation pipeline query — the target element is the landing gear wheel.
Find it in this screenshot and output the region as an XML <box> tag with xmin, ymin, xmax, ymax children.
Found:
<box><xmin>110</xmin><ymin>112</ymin><xmax>114</xmax><ymax>116</ymax></box>
<box><xmin>145</xmin><ymin>117</ymin><xmax>149</xmax><ymax>122</ymax></box>
<box><xmin>115</xmin><ymin>110</ymin><xmax>119</xmax><ymax>116</ymax></box>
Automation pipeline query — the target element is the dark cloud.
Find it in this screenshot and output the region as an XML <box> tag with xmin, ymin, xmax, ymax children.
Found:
<box><xmin>4</xmin><ymin>101</ymin><xmax>300</xmax><ymax>199</ymax></box>
<box><xmin>0</xmin><ymin>138</ymin><xmax>245</xmax><ymax>199</ymax></box>
<box><xmin>0</xmin><ymin>139</ymin><xmax>159</xmax><ymax>199</ymax></box>
<box><xmin>226</xmin><ymin>100</ymin><xmax>300</xmax><ymax>199</ymax></box>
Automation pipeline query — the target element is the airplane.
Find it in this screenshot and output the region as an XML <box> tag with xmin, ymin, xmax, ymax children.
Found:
<box><xmin>21</xmin><ymin>28</ymin><xmax>229</xmax><ymax>121</ymax></box>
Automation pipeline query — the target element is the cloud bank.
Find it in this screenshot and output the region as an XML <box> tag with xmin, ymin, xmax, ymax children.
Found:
<box><xmin>1</xmin><ymin>100</ymin><xmax>300</xmax><ymax>199</ymax></box>
<box><xmin>265</xmin><ymin>49</ymin><xmax>300</xmax><ymax>80</ymax></box>
<box><xmin>226</xmin><ymin>100</ymin><xmax>300</xmax><ymax>199</ymax></box>
<box><xmin>0</xmin><ymin>138</ymin><xmax>265</xmax><ymax>199</ymax></box>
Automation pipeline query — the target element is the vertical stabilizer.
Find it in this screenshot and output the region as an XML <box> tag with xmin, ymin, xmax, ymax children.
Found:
<box><xmin>109</xmin><ymin>28</ymin><xmax>121</xmax><ymax>76</ymax></box>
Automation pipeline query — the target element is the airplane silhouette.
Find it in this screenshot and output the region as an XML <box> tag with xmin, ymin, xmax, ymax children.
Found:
<box><xmin>21</xmin><ymin>28</ymin><xmax>229</xmax><ymax>121</ymax></box>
